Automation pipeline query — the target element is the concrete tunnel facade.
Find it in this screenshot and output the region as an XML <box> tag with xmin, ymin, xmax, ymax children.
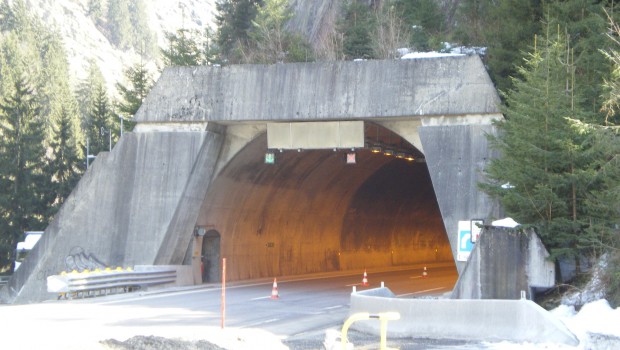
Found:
<box><xmin>2</xmin><ymin>56</ymin><xmax>503</xmax><ymax>303</ymax></box>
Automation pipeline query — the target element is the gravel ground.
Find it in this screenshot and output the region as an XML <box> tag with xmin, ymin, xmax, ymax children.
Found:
<box><xmin>282</xmin><ymin>329</ymin><xmax>486</xmax><ymax>350</ymax></box>
<box><xmin>101</xmin><ymin>336</ymin><xmax>226</xmax><ymax>350</ymax></box>
<box><xmin>99</xmin><ymin>331</ymin><xmax>487</xmax><ymax>350</ymax></box>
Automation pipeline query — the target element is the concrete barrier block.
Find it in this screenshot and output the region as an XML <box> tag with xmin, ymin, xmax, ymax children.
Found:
<box><xmin>350</xmin><ymin>288</ymin><xmax>578</xmax><ymax>346</ymax></box>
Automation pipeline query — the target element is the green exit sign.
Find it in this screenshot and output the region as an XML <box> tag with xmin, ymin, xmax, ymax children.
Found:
<box><xmin>265</xmin><ymin>152</ymin><xmax>275</xmax><ymax>164</ymax></box>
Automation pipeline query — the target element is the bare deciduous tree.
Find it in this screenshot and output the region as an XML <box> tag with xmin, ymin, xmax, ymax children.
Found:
<box><xmin>371</xmin><ymin>3</ymin><xmax>409</xmax><ymax>59</ymax></box>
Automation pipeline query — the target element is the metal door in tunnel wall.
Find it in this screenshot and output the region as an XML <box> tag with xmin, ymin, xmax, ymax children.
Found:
<box><xmin>201</xmin><ymin>230</ymin><xmax>221</xmax><ymax>283</ymax></box>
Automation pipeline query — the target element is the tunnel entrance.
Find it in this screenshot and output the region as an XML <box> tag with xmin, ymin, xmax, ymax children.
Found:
<box><xmin>201</xmin><ymin>230</ymin><xmax>221</xmax><ymax>283</ymax></box>
<box><xmin>196</xmin><ymin>122</ymin><xmax>454</xmax><ymax>281</ymax></box>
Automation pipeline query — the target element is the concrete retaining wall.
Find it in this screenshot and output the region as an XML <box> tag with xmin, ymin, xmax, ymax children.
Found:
<box><xmin>419</xmin><ymin>123</ymin><xmax>502</xmax><ymax>273</ymax></box>
<box><xmin>350</xmin><ymin>288</ymin><xmax>578</xmax><ymax>345</ymax></box>
<box><xmin>3</xmin><ymin>128</ymin><xmax>224</xmax><ymax>304</ymax></box>
<box><xmin>451</xmin><ymin>226</ymin><xmax>555</xmax><ymax>299</ymax></box>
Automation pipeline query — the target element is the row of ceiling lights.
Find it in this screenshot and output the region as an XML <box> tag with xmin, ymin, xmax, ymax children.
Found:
<box><xmin>368</xmin><ymin>143</ymin><xmax>415</xmax><ymax>161</ymax></box>
<box><xmin>265</xmin><ymin>144</ymin><xmax>416</xmax><ymax>164</ymax></box>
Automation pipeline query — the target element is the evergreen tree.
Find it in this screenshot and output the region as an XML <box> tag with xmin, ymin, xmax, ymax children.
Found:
<box><xmin>116</xmin><ymin>61</ymin><xmax>154</xmax><ymax>131</ymax></box>
<box><xmin>129</xmin><ymin>0</ymin><xmax>157</xmax><ymax>58</ymax></box>
<box><xmin>249</xmin><ymin>0</ymin><xmax>313</xmax><ymax>63</ymax></box>
<box><xmin>339</xmin><ymin>1</ymin><xmax>376</xmax><ymax>60</ymax></box>
<box><xmin>547</xmin><ymin>0</ymin><xmax>614</xmax><ymax>118</ymax></box>
<box><xmin>0</xmin><ymin>76</ymin><xmax>48</xmax><ymax>270</ymax></box>
<box><xmin>85</xmin><ymin>83</ymin><xmax>115</xmax><ymax>158</ymax></box>
<box><xmin>392</xmin><ymin>0</ymin><xmax>445</xmax><ymax>50</ymax></box>
<box><xmin>0</xmin><ymin>1</ymin><xmax>84</xmax><ymax>271</ymax></box>
<box><xmin>215</xmin><ymin>0</ymin><xmax>263</xmax><ymax>63</ymax></box>
<box><xmin>581</xmin><ymin>125</ymin><xmax>620</xmax><ymax>253</ymax></box>
<box><xmin>106</xmin><ymin>0</ymin><xmax>132</xmax><ymax>50</ymax></box>
<box><xmin>481</xmin><ymin>31</ymin><xmax>607</xmax><ymax>268</ymax></box>
<box><xmin>76</xmin><ymin>61</ymin><xmax>106</xmax><ymax>133</ymax></box>
<box><xmin>46</xmin><ymin>103</ymin><xmax>83</xmax><ymax>215</ymax></box>
<box><xmin>454</xmin><ymin>0</ymin><xmax>543</xmax><ymax>94</ymax></box>
<box><xmin>161</xmin><ymin>28</ymin><xmax>205</xmax><ymax>66</ymax></box>
<box><xmin>601</xmin><ymin>8</ymin><xmax>620</xmax><ymax>126</ymax></box>
<box><xmin>249</xmin><ymin>0</ymin><xmax>291</xmax><ymax>63</ymax></box>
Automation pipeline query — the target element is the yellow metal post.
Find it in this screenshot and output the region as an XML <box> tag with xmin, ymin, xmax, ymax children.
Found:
<box><xmin>341</xmin><ymin>312</ymin><xmax>400</xmax><ymax>350</ymax></box>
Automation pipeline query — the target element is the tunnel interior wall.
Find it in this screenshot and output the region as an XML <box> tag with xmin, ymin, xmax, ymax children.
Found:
<box><xmin>339</xmin><ymin>161</ymin><xmax>452</xmax><ymax>270</ymax></box>
<box><xmin>197</xmin><ymin>133</ymin><xmax>452</xmax><ymax>281</ymax></box>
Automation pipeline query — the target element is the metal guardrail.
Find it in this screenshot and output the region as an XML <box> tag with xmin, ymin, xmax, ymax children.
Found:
<box><xmin>47</xmin><ymin>266</ymin><xmax>176</xmax><ymax>299</ymax></box>
<box><xmin>0</xmin><ymin>275</ymin><xmax>10</xmax><ymax>287</ymax></box>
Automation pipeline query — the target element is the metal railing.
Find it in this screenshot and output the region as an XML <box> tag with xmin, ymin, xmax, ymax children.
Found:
<box><xmin>0</xmin><ymin>275</ymin><xmax>9</xmax><ymax>287</ymax></box>
<box><xmin>47</xmin><ymin>266</ymin><xmax>177</xmax><ymax>299</ymax></box>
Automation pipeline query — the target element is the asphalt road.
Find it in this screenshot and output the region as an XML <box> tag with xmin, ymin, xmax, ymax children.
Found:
<box><xmin>101</xmin><ymin>264</ymin><xmax>457</xmax><ymax>336</ymax></box>
<box><xmin>0</xmin><ymin>264</ymin><xmax>459</xmax><ymax>349</ymax></box>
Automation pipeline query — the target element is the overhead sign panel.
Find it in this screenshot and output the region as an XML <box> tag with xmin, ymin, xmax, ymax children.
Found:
<box><xmin>267</xmin><ymin>121</ymin><xmax>364</xmax><ymax>150</ymax></box>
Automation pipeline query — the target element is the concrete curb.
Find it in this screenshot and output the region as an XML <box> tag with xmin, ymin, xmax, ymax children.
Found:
<box><xmin>350</xmin><ymin>287</ymin><xmax>579</xmax><ymax>346</ymax></box>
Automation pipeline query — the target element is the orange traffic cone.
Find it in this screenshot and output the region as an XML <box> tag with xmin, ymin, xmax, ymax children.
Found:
<box><xmin>422</xmin><ymin>266</ymin><xmax>428</xmax><ymax>278</ymax></box>
<box><xmin>271</xmin><ymin>278</ymin><xmax>279</xmax><ymax>299</ymax></box>
<box><xmin>361</xmin><ymin>269</ymin><xmax>369</xmax><ymax>286</ymax></box>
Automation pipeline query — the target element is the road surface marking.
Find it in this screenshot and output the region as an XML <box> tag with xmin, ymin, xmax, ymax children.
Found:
<box><xmin>240</xmin><ymin>318</ymin><xmax>279</xmax><ymax>328</ymax></box>
<box><xmin>323</xmin><ymin>305</ymin><xmax>344</xmax><ymax>310</ymax></box>
<box><xmin>397</xmin><ymin>287</ymin><xmax>445</xmax><ymax>297</ymax></box>
<box><xmin>251</xmin><ymin>296</ymin><xmax>272</xmax><ymax>301</ymax></box>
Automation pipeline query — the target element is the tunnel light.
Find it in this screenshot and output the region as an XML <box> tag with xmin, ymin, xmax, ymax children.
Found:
<box><xmin>383</xmin><ymin>149</ymin><xmax>394</xmax><ymax>156</ymax></box>
<box><xmin>346</xmin><ymin>151</ymin><xmax>356</xmax><ymax>164</ymax></box>
<box><xmin>395</xmin><ymin>152</ymin><xmax>405</xmax><ymax>159</ymax></box>
<box><xmin>405</xmin><ymin>154</ymin><xmax>415</xmax><ymax>162</ymax></box>
<box><xmin>265</xmin><ymin>151</ymin><xmax>275</xmax><ymax>164</ymax></box>
<box><xmin>370</xmin><ymin>145</ymin><xmax>382</xmax><ymax>153</ymax></box>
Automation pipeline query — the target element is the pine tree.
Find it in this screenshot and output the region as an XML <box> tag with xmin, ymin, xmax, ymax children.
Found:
<box><xmin>46</xmin><ymin>103</ymin><xmax>83</xmax><ymax>215</ymax></box>
<box><xmin>392</xmin><ymin>0</ymin><xmax>445</xmax><ymax>50</ymax></box>
<box><xmin>481</xmin><ymin>31</ymin><xmax>605</xmax><ymax>267</ymax></box>
<box><xmin>107</xmin><ymin>0</ymin><xmax>132</xmax><ymax>50</ymax></box>
<box><xmin>86</xmin><ymin>83</ymin><xmax>115</xmax><ymax>158</ymax></box>
<box><xmin>454</xmin><ymin>0</ymin><xmax>543</xmax><ymax>95</ymax></box>
<box><xmin>249</xmin><ymin>0</ymin><xmax>291</xmax><ymax>63</ymax></box>
<box><xmin>116</xmin><ymin>61</ymin><xmax>154</xmax><ymax>131</ymax></box>
<box><xmin>339</xmin><ymin>1</ymin><xmax>376</xmax><ymax>60</ymax></box>
<box><xmin>547</xmin><ymin>0</ymin><xmax>614</xmax><ymax>118</ymax></box>
<box><xmin>0</xmin><ymin>76</ymin><xmax>48</xmax><ymax>270</ymax></box>
<box><xmin>215</xmin><ymin>0</ymin><xmax>263</xmax><ymax>63</ymax></box>
<box><xmin>161</xmin><ymin>28</ymin><xmax>205</xmax><ymax>66</ymax></box>
<box><xmin>129</xmin><ymin>0</ymin><xmax>157</xmax><ymax>58</ymax></box>
<box><xmin>76</xmin><ymin>61</ymin><xmax>106</xmax><ymax>133</ymax></box>
<box><xmin>248</xmin><ymin>0</ymin><xmax>313</xmax><ymax>63</ymax></box>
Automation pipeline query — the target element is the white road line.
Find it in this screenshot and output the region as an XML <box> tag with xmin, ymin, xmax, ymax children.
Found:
<box><xmin>397</xmin><ymin>287</ymin><xmax>445</xmax><ymax>297</ymax></box>
<box><xmin>240</xmin><ymin>318</ymin><xmax>279</xmax><ymax>328</ymax></box>
<box><xmin>251</xmin><ymin>296</ymin><xmax>272</xmax><ymax>301</ymax></box>
<box><xmin>323</xmin><ymin>305</ymin><xmax>344</xmax><ymax>310</ymax></box>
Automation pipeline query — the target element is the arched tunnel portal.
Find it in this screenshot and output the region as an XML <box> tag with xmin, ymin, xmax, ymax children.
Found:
<box><xmin>194</xmin><ymin>122</ymin><xmax>453</xmax><ymax>282</ymax></box>
<box><xmin>2</xmin><ymin>57</ymin><xmax>502</xmax><ymax>304</ymax></box>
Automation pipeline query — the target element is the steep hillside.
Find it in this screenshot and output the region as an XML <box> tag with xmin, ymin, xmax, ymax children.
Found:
<box><xmin>24</xmin><ymin>0</ymin><xmax>216</xmax><ymax>93</ymax></box>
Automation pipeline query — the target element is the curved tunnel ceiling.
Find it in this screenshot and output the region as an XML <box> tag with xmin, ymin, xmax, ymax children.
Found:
<box><xmin>197</xmin><ymin>123</ymin><xmax>452</xmax><ymax>281</ymax></box>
